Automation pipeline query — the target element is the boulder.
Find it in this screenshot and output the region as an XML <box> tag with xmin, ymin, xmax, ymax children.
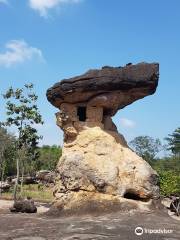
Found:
<box><xmin>170</xmin><ymin>197</ymin><xmax>180</xmax><ymax>216</ymax></box>
<box><xmin>11</xmin><ymin>178</ymin><xmax>19</xmax><ymax>185</ymax></box>
<box><xmin>10</xmin><ymin>198</ymin><xmax>37</xmax><ymax>213</ymax></box>
<box><xmin>0</xmin><ymin>181</ymin><xmax>11</xmax><ymax>192</ymax></box>
<box><xmin>7</xmin><ymin>176</ymin><xmax>36</xmax><ymax>185</ymax></box>
<box><xmin>20</xmin><ymin>176</ymin><xmax>37</xmax><ymax>184</ymax></box>
<box><xmin>46</xmin><ymin>62</ymin><xmax>160</xmax><ymax>214</ymax></box>
<box><xmin>36</xmin><ymin>170</ymin><xmax>55</xmax><ymax>183</ymax></box>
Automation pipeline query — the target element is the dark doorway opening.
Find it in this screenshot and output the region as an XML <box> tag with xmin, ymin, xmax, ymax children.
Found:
<box><xmin>123</xmin><ymin>191</ymin><xmax>150</xmax><ymax>202</ymax></box>
<box><xmin>77</xmin><ymin>107</ymin><xmax>87</xmax><ymax>122</ymax></box>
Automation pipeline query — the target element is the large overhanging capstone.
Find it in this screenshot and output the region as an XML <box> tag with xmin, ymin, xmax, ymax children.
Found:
<box><xmin>47</xmin><ymin>62</ymin><xmax>159</xmax><ymax>115</ymax></box>
<box><xmin>46</xmin><ymin>62</ymin><xmax>160</xmax><ymax>215</ymax></box>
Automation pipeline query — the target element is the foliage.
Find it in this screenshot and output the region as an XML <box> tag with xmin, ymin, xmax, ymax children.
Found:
<box><xmin>130</xmin><ymin>131</ymin><xmax>180</xmax><ymax>196</ymax></box>
<box><xmin>1</xmin><ymin>184</ymin><xmax>53</xmax><ymax>202</ymax></box>
<box><xmin>1</xmin><ymin>84</ymin><xmax>43</xmax><ymax>199</ymax></box>
<box><xmin>36</xmin><ymin>145</ymin><xmax>62</xmax><ymax>171</ymax></box>
<box><xmin>129</xmin><ymin>135</ymin><xmax>162</xmax><ymax>164</ymax></box>
<box><xmin>2</xmin><ymin>83</ymin><xmax>43</xmax><ymax>159</ymax></box>
<box><xmin>152</xmin><ymin>128</ymin><xmax>180</xmax><ymax>196</ymax></box>
<box><xmin>0</xmin><ymin>127</ymin><xmax>16</xmax><ymax>181</ymax></box>
<box><xmin>165</xmin><ymin>127</ymin><xmax>180</xmax><ymax>156</ymax></box>
<box><xmin>152</xmin><ymin>156</ymin><xmax>180</xmax><ymax>173</ymax></box>
<box><xmin>151</xmin><ymin>155</ymin><xmax>180</xmax><ymax>197</ymax></box>
<box><xmin>0</xmin><ymin>83</ymin><xmax>179</xmax><ymax>200</ymax></box>
<box><xmin>0</xmin><ymin>142</ymin><xmax>61</xmax><ymax>178</ymax></box>
<box><xmin>157</xmin><ymin>170</ymin><xmax>180</xmax><ymax>196</ymax></box>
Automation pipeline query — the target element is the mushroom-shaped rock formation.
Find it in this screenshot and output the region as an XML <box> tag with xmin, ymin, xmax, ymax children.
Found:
<box><xmin>47</xmin><ymin>62</ymin><xmax>159</xmax><ymax>116</ymax></box>
<box><xmin>47</xmin><ymin>62</ymin><xmax>160</xmax><ymax>215</ymax></box>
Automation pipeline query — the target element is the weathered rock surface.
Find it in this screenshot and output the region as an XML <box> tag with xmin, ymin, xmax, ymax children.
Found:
<box><xmin>7</xmin><ymin>176</ymin><xmax>36</xmax><ymax>185</ymax></box>
<box><xmin>36</xmin><ymin>170</ymin><xmax>55</xmax><ymax>184</ymax></box>
<box><xmin>10</xmin><ymin>198</ymin><xmax>37</xmax><ymax>213</ymax></box>
<box><xmin>47</xmin><ymin>62</ymin><xmax>159</xmax><ymax>115</ymax></box>
<box><xmin>0</xmin><ymin>181</ymin><xmax>11</xmax><ymax>192</ymax></box>
<box><xmin>0</xmin><ymin>209</ymin><xmax>180</xmax><ymax>240</ymax></box>
<box><xmin>46</xmin><ymin>62</ymin><xmax>160</xmax><ymax>214</ymax></box>
<box><xmin>170</xmin><ymin>197</ymin><xmax>180</xmax><ymax>216</ymax></box>
<box><xmin>53</xmin><ymin>126</ymin><xmax>159</xmax><ymax>213</ymax></box>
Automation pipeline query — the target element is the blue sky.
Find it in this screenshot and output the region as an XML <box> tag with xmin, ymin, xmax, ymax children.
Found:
<box><xmin>0</xmin><ymin>0</ymin><xmax>179</xmax><ymax>150</ymax></box>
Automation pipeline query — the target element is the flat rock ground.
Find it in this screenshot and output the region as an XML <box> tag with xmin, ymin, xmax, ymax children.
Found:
<box><xmin>0</xmin><ymin>200</ymin><xmax>179</xmax><ymax>240</ymax></box>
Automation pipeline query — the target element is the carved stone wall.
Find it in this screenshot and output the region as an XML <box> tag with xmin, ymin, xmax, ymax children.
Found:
<box><xmin>60</xmin><ymin>103</ymin><xmax>78</xmax><ymax>122</ymax></box>
<box><xmin>86</xmin><ymin>106</ymin><xmax>103</xmax><ymax>123</ymax></box>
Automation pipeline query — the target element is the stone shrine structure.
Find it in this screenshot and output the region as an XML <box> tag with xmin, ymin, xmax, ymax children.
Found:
<box><xmin>46</xmin><ymin>62</ymin><xmax>160</xmax><ymax>214</ymax></box>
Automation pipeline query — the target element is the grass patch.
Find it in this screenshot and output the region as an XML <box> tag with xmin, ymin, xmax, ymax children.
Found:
<box><xmin>0</xmin><ymin>184</ymin><xmax>54</xmax><ymax>202</ymax></box>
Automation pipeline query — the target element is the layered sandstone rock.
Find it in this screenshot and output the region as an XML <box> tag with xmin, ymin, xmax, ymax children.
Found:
<box><xmin>46</xmin><ymin>62</ymin><xmax>160</xmax><ymax>214</ymax></box>
<box><xmin>47</xmin><ymin>62</ymin><xmax>159</xmax><ymax>115</ymax></box>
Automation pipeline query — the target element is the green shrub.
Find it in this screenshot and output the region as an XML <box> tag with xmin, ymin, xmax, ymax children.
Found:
<box><xmin>157</xmin><ymin>170</ymin><xmax>180</xmax><ymax>196</ymax></box>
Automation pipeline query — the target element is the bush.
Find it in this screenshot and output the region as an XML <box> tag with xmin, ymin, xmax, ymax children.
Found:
<box><xmin>157</xmin><ymin>170</ymin><xmax>180</xmax><ymax>196</ymax></box>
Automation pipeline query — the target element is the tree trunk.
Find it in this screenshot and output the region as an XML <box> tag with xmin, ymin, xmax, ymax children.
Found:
<box><xmin>0</xmin><ymin>163</ymin><xmax>2</xmax><ymax>196</ymax></box>
<box><xmin>1</xmin><ymin>161</ymin><xmax>5</xmax><ymax>196</ymax></box>
<box><xmin>13</xmin><ymin>122</ymin><xmax>23</xmax><ymax>202</ymax></box>
<box><xmin>0</xmin><ymin>151</ymin><xmax>4</xmax><ymax>196</ymax></box>
<box><xmin>20</xmin><ymin>164</ymin><xmax>24</xmax><ymax>196</ymax></box>
<box><xmin>13</xmin><ymin>152</ymin><xmax>20</xmax><ymax>201</ymax></box>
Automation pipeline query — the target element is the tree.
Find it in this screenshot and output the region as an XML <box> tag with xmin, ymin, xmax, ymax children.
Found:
<box><xmin>165</xmin><ymin>127</ymin><xmax>180</xmax><ymax>157</ymax></box>
<box><xmin>0</xmin><ymin>126</ymin><xmax>16</xmax><ymax>194</ymax></box>
<box><xmin>0</xmin><ymin>127</ymin><xmax>10</xmax><ymax>180</ymax></box>
<box><xmin>129</xmin><ymin>136</ymin><xmax>162</xmax><ymax>164</ymax></box>
<box><xmin>1</xmin><ymin>83</ymin><xmax>43</xmax><ymax>200</ymax></box>
<box><xmin>36</xmin><ymin>145</ymin><xmax>62</xmax><ymax>171</ymax></box>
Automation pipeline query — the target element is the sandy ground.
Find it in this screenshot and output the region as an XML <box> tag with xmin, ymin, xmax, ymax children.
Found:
<box><xmin>0</xmin><ymin>199</ymin><xmax>50</xmax><ymax>214</ymax></box>
<box><xmin>0</xmin><ymin>199</ymin><xmax>12</xmax><ymax>209</ymax></box>
<box><xmin>0</xmin><ymin>199</ymin><xmax>179</xmax><ymax>240</ymax></box>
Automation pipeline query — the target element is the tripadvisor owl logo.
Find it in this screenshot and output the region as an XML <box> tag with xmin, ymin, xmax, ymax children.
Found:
<box><xmin>134</xmin><ymin>226</ymin><xmax>173</xmax><ymax>236</ymax></box>
<box><xmin>135</xmin><ymin>227</ymin><xmax>144</xmax><ymax>236</ymax></box>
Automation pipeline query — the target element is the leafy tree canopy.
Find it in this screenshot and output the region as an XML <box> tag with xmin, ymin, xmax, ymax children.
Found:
<box><xmin>129</xmin><ymin>135</ymin><xmax>162</xmax><ymax>164</ymax></box>
<box><xmin>1</xmin><ymin>84</ymin><xmax>43</xmax><ymax>199</ymax></box>
<box><xmin>36</xmin><ymin>145</ymin><xmax>62</xmax><ymax>171</ymax></box>
<box><xmin>165</xmin><ymin>127</ymin><xmax>180</xmax><ymax>156</ymax></box>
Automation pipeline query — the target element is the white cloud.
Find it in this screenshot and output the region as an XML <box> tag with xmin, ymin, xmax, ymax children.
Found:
<box><xmin>120</xmin><ymin>118</ymin><xmax>136</xmax><ymax>129</ymax></box>
<box><xmin>29</xmin><ymin>0</ymin><xmax>82</xmax><ymax>17</ymax></box>
<box><xmin>0</xmin><ymin>40</ymin><xmax>44</xmax><ymax>67</ymax></box>
<box><xmin>0</xmin><ymin>0</ymin><xmax>8</xmax><ymax>4</ymax></box>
